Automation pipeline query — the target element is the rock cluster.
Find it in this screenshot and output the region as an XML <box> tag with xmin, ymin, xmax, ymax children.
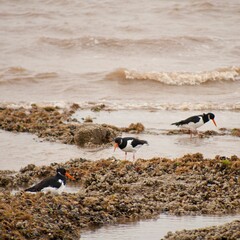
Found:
<box><xmin>163</xmin><ymin>220</ymin><xmax>240</xmax><ymax>240</ymax></box>
<box><xmin>0</xmin><ymin>105</ymin><xmax>119</xmax><ymax>147</ymax></box>
<box><xmin>74</xmin><ymin>124</ymin><xmax>117</xmax><ymax>147</ymax></box>
<box><xmin>166</xmin><ymin>128</ymin><xmax>240</xmax><ymax>137</ymax></box>
<box><xmin>231</xmin><ymin>128</ymin><xmax>240</xmax><ymax>137</ymax></box>
<box><xmin>0</xmin><ymin>154</ymin><xmax>239</xmax><ymax>239</ymax></box>
<box><xmin>0</xmin><ymin>104</ymin><xmax>77</xmax><ymax>144</ymax></box>
<box><xmin>0</xmin><ymin>105</ymin><xmax>148</xmax><ymax>147</ymax></box>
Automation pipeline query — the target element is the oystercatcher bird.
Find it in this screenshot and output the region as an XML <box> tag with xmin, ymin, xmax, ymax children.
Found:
<box><xmin>171</xmin><ymin>112</ymin><xmax>217</xmax><ymax>137</ymax></box>
<box><xmin>25</xmin><ymin>168</ymin><xmax>75</xmax><ymax>193</ymax></box>
<box><xmin>114</xmin><ymin>137</ymin><xmax>148</xmax><ymax>161</ymax></box>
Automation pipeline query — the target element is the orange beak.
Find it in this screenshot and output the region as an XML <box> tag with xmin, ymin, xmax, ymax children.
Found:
<box><xmin>114</xmin><ymin>143</ymin><xmax>118</xmax><ymax>152</ymax></box>
<box><xmin>212</xmin><ymin>119</ymin><xmax>217</xmax><ymax>127</ymax></box>
<box><xmin>65</xmin><ymin>172</ymin><xmax>75</xmax><ymax>180</ymax></box>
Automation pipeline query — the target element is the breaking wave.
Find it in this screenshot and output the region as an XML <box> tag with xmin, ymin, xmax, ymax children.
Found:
<box><xmin>105</xmin><ymin>66</ymin><xmax>240</xmax><ymax>86</ymax></box>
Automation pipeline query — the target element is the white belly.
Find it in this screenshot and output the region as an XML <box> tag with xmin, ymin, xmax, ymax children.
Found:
<box><xmin>41</xmin><ymin>180</ymin><xmax>65</xmax><ymax>194</ymax></box>
<box><xmin>181</xmin><ymin>119</ymin><xmax>204</xmax><ymax>131</ymax></box>
<box><xmin>122</xmin><ymin>140</ymin><xmax>141</xmax><ymax>153</ymax></box>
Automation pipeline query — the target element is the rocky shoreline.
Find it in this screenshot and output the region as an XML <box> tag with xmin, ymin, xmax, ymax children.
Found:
<box><xmin>0</xmin><ymin>104</ymin><xmax>147</xmax><ymax>148</ymax></box>
<box><xmin>0</xmin><ymin>105</ymin><xmax>239</xmax><ymax>239</ymax></box>
<box><xmin>1</xmin><ymin>154</ymin><xmax>239</xmax><ymax>239</ymax></box>
<box><xmin>0</xmin><ymin>105</ymin><xmax>239</xmax><ymax>147</ymax></box>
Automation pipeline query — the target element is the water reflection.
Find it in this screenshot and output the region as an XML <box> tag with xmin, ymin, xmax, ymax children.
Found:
<box><xmin>80</xmin><ymin>214</ymin><xmax>240</xmax><ymax>240</ymax></box>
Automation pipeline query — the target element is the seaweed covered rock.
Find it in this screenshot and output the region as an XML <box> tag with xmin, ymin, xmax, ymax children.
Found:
<box><xmin>231</xmin><ymin>128</ymin><xmax>240</xmax><ymax>137</ymax></box>
<box><xmin>74</xmin><ymin>124</ymin><xmax>118</xmax><ymax>147</ymax></box>
<box><xmin>163</xmin><ymin>220</ymin><xmax>240</xmax><ymax>240</ymax></box>
<box><xmin>1</xmin><ymin>154</ymin><xmax>240</xmax><ymax>239</ymax></box>
<box><xmin>0</xmin><ymin>106</ymin><xmax>145</xmax><ymax>147</ymax></box>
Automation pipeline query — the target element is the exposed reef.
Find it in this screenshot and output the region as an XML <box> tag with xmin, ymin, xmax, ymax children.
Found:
<box><xmin>0</xmin><ymin>154</ymin><xmax>239</xmax><ymax>239</ymax></box>
<box><xmin>0</xmin><ymin>105</ymin><xmax>148</xmax><ymax>148</ymax></box>
<box><xmin>166</xmin><ymin>127</ymin><xmax>240</xmax><ymax>137</ymax></box>
<box><xmin>0</xmin><ymin>106</ymin><xmax>238</xmax><ymax>150</ymax></box>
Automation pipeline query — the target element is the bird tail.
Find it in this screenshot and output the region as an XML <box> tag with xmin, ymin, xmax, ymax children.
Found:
<box><xmin>141</xmin><ymin>140</ymin><xmax>149</xmax><ymax>145</ymax></box>
<box><xmin>171</xmin><ymin>121</ymin><xmax>181</xmax><ymax>126</ymax></box>
<box><xmin>25</xmin><ymin>186</ymin><xmax>38</xmax><ymax>192</ymax></box>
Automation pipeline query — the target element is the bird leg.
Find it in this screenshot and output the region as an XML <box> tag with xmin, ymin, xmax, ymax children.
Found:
<box><xmin>190</xmin><ymin>130</ymin><xmax>193</xmax><ymax>138</ymax></box>
<box><xmin>133</xmin><ymin>153</ymin><xmax>135</xmax><ymax>162</ymax></box>
<box><xmin>195</xmin><ymin>130</ymin><xmax>200</xmax><ymax>137</ymax></box>
<box><xmin>125</xmin><ymin>152</ymin><xmax>127</xmax><ymax>160</ymax></box>
<box><xmin>190</xmin><ymin>130</ymin><xmax>198</xmax><ymax>138</ymax></box>
<box><xmin>191</xmin><ymin>130</ymin><xmax>197</xmax><ymax>136</ymax></box>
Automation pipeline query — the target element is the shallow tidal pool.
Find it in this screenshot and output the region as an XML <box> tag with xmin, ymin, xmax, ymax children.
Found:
<box><xmin>80</xmin><ymin>214</ymin><xmax>240</xmax><ymax>240</ymax></box>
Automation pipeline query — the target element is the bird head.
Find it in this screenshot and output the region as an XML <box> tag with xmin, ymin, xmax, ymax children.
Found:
<box><xmin>57</xmin><ymin>168</ymin><xmax>75</xmax><ymax>180</ymax></box>
<box><xmin>113</xmin><ymin>137</ymin><xmax>122</xmax><ymax>151</ymax></box>
<box><xmin>207</xmin><ymin>113</ymin><xmax>217</xmax><ymax>127</ymax></box>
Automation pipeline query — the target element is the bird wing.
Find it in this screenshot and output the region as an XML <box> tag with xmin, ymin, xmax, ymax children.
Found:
<box><xmin>131</xmin><ymin>138</ymin><xmax>148</xmax><ymax>147</ymax></box>
<box><xmin>25</xmin><ymin>176</ymin><xmax>61</xmax><ymax>192</ymax></box>
<box><xmin>172</xmin><ymin>115</ymin><xmax>201</xmax><ymax>126</ymax></box>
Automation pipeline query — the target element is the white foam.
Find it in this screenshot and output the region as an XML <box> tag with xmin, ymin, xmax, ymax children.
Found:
<box><xmin>124</xmin><ymin>66</ymin><xmax>240</xmax><ymax>86</ymax></box>
<box><xmin>0</xmin><ymin>99</ymin><xmax>239</xmax><ymax>112</ymax></box>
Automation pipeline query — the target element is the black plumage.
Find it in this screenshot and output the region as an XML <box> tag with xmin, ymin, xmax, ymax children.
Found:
<box><xmin>114</xmin><ymin>137</ymin><xmax>148</xmax><ymax>161</ymax></box>
<box><xmin>172</xmin><ymin>115</ymin><xmax>201</xmax><ymax>126</ymax></box>
<box><xmin>171</xmin><ymin>113</ymin><xmax>217</xmax><ymax>137</ymax></box>
<box><xmin>25</xmin><ymin>168</ymin><xmax>74</xmax><ymax>193</ymax></box>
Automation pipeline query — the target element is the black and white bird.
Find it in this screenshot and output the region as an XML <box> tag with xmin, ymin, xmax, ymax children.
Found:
<box><xmin>25</xmin><ymin>168</ymin><xmax>75</xmax><ymax>193</ymax></box>
<box><xmin>171</xmin><ymin>112</ymin><xmax>217</xmax><ymax>137</ymax></box>
<box><xmin>114</xmin><ymin>137</ymin><xmax>148</xmax><ymax>161</ymax></box>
